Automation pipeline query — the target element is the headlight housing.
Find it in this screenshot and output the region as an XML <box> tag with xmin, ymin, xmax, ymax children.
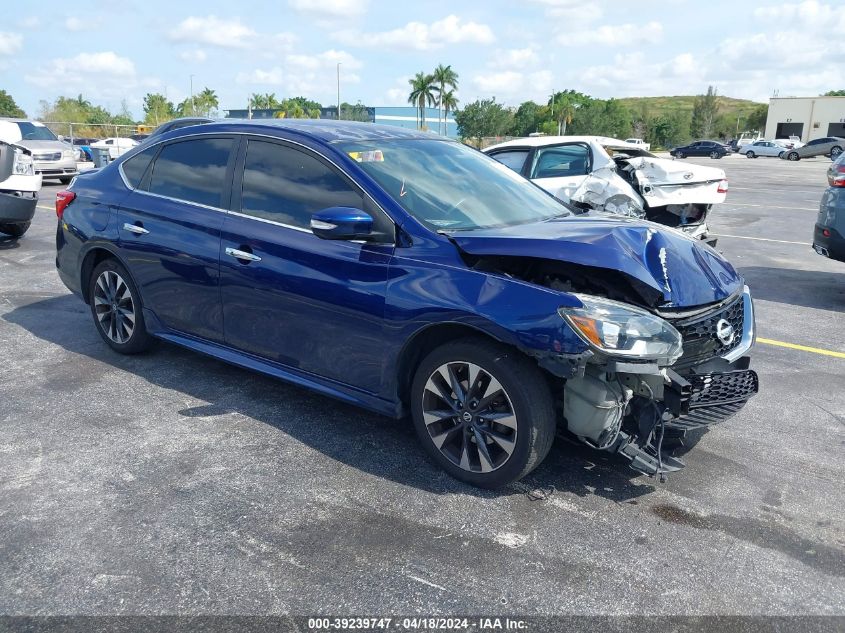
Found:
<box><xmin>559</xmin><ymin>294</ymin><xmax>683</xmax><ymax>362</ymax></box>
<box><xmin>12</xmin><ymin>149</ymin><xmax>34</xmax><ymax>176</ymax></box>
<box><xmin>62</xmin><ymin>148</ymin><xmax>75</xmax><ymax>160</ymax></box>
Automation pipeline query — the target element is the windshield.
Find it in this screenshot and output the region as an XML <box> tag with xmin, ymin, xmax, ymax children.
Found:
<box><xmin>16</xmin><ymin>122</ymin><xmax>59</xmax><ymax>141</ymax></box>
<box><xmin>337</xmin><ymin>139</ymin><xmax>570</xmax><ymax>231</ymax></box>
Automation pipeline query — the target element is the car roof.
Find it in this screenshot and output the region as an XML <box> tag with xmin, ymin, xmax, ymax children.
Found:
<box><xmin>484</xmin><ymin>135</ymin><xmax>638</xmax><ymax>151</ymax></box>
<box><xmin>183</xmin><ymin>119</ymin><xmax>442</xmax><ymax>143</ymax></box>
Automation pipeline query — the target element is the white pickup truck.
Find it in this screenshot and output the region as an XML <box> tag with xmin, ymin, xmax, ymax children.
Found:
<box><xmin>624</xmin><ymin>138</ymin><xmax>651</xmax><ymax>151</ymax></box>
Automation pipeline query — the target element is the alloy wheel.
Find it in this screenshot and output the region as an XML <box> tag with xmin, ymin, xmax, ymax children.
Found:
<box><xmin>421</xmin><ymin>361</ymin><xmax>517</xmax><ymax>473</ymax></box>
<box><xmin>788</xmin><ymin>152</ymin><xmax>799</xmax><ymax>161</ymax></box>
<box><xmin>831</xmin><ymin>147</ymin><xmax>842</xmax><ymax>159</ymax></box>
<box><xmin>710</xmin><ymin>151</ymin><xmax>719</xmax><ymax>159</ymax></box>
<box><xmin>93</xmin><ymin>270</ymin><xmax>136</xmax><ymax>344</ymax></box>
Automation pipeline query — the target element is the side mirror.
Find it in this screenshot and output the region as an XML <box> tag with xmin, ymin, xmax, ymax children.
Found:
<box><xmin>310</xmin><ymin>207</ymin><xmax>374</xmax><ymax>240</ymax></box>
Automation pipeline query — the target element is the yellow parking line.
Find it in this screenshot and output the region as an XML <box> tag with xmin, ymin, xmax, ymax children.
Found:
<box><xmin>758</xmin><ymin>338</ymin><xmax>845</xmax><ymax>359</ymax></box>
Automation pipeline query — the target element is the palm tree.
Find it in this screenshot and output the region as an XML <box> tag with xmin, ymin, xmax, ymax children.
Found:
<box><xmin>407</xmin><ymin>72</ymin><xmax>437</xmax><ymax>130</ymax></box>
<box><xmin>432</xmin><ymin>64</ymin><xmax>459</xmax><ymax>135</ymax></box>
<box><xmin>440</xmin><ymin>90</ymin><xmax>459</xmax><ymax>135</ymax></box>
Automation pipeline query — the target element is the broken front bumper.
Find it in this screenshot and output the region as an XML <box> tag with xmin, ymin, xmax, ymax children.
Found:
<box><xmin>664</xmin><ymin>362</ymin><xmax>759</xmax><ymax>430</ymax></box>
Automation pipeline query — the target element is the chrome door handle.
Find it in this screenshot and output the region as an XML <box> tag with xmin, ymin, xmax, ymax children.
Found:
<box><xmin>225</xmin><ymin>247</ymin><xmax>261</xmax><ymax>262</ymax></box>
<box><xmin>123</xmin><ymin>223</ymin><xmax>149</xmax><ymax>235</ymax></box>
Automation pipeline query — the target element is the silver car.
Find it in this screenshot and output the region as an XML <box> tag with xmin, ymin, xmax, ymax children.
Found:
<box><xmin>781</xmin><ymin>136</ymin><xmax>845</xmax><ymax>161</ymax></box>
<box><xmin>741</xmin><ymin>140</ymin><xmax>786</xmax><ymax>159</ymax></box>
<box><xmin>0</xmin><ymin>118</ymin><xmax>78</xmax><ymax>184</ymax></box>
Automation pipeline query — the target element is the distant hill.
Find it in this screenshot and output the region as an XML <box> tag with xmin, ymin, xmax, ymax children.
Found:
<box><xmin>616</xmin><ymin>95</ymin><xmax>764</xmax><ymax>119</ymax></box>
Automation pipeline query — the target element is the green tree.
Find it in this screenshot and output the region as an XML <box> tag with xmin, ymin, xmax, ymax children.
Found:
<box><xmin>432</xmin><ymin>64</ymin><xmax>459</xmax><ymax>135</ymax></box>
<box><xmin>568</xmin><ymin>99</ymin><xmax>631</xmax><ymax>138</ymax></box>
<box><xmin>0</xmin><ymin>90</ymin><xmax>26</xmax><ymax>117</ymax></box>
<box><xmin>745</xmin><ymin>104</ymin><xmax>768</xmax><ymax>134</ymax></box>
<box><xmin>341</xmin><ymin>101</ymin><xmax>371</xmax><ymax>122</ymax></box>
<box><xmin>249</xmin><ymin>93</ymin><xmax>280</xmax><ymax>110</ymax></box>
<box><xmin>178</xmin><ymin>87</ymin><xmax>218</xmax><ymax>117</ymax></box>
<box><xmin>823</xmin><ymin>90</ymin><xmax>845</xmax><ymax>96</ymax></box>
<box><xmin>691</xmin><ymin>85</ymin><xmax>720</xmax><ymax>138</ymax></box>
<box><xmin>549</xmin><ymin>90</ymin><xmax>589</xmax><ymax>135</ymax></box>
<box><xmin>510</xmin><ymin>101</ymin><xmax>544</xmax><ymax>137</ymax></box>
<box><xmin>407</xmin><ymin>72</ymin><xmax>437</xmax><ymax>130</ymax></box>
<box><xmin>143</xmin><ymin>93</ymin><xmax>176</xmax><ymax>125</ymax></box>
<box><xmin>454</xmin><ymin>98</ymin><xmax>512</xmax><ymax>144</ymax></box>
<box><xmin>440</xmin><ymin>90</ymin><xmax>459</xmax><ymax>132</ymax></box>
<box><xmin>651</xmin><ymin>111</ymin><xmax>691</xmax><ymax>148</ymax></box>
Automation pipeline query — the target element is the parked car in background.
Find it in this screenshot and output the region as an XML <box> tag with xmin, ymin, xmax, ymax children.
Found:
<box><xmin>741</xmin><ymin>140</ymin><xmax>786</xmax><ymax>158</ymax></box>
<box><xmin>54</xmin><ymin>120</ymin><xmax>757</xmax><ymax>488</ymax></box>
<box><xmin>624</xmin><ymin>138</ymin><xmax>650</xmax><ymax>151</ymax></box>
<box><xmin>0</xmin><ymin>140</ymin><xmax>41</xmax><ymax>238</ymax></box>
<box><xmin>782</xmin><ymin>137</ymin><xmax>845</xmax><ymax>161</ymax></box>
<box><xmin>813</xmin><ymin>152</ymin><xmax>845</xmax><ymax>263</ymax></box>
<box><xmin>670</xmin><ymin>140</ymin><xmax>728</xmax><ymax>159</ymax></box>
<box><xmin>484</xmin><ymin>136</ymin><xmax>728</xmax><ymax>241</ymax></box>
<box><xmin>0</xmin><ymin>119</ymin><xmax>78</xmax><ymax>184</ymax></box>
<box><xmin>90</xmin><ymin>137</ymin><xmax>138</xmax><ymax>160</ymax></box>
<box><xmin>144</xmin><ymin>117</ymin><xmax>214</xmax><ymax>142</ymax></box>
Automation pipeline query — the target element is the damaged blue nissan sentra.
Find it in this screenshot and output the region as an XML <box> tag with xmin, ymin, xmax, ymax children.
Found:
<box><xmin>55</xmin><ymin>120</ymin><xmax>757</xmax><ymax>488</ymax></box>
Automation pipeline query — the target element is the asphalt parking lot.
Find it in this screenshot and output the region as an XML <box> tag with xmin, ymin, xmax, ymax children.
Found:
<box><xmin>1</xmin><ymin>155</ymin><xmax>843</xmax><ymax>617</ymax></box>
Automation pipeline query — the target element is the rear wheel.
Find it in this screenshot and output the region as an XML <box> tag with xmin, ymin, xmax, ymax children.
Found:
<box><xmin>88</xmin><ymin>259</ymin><xmax>153</xmax><ymax>354</ymax></box>
<box><xmin>0</xmin><ymin>222</ymin><xmax>30</xmax><ymax>238</ymax></box>
<box><xmin>778</xmin><ymin>151</ymin><xmax>785</xmax><ymax>158</ymax></box>
<box><xmin>787</xmin><ymin>151</ymin><xmax>800</xmax><ymax>161</ymax></box>
<box><xmin>745</xmin><ymin>151</ymin><xmax>755</xmax><ymax>159</ymax></box>
<box><xmin>411</xmin><ymin>338</ymin><xmax>556</xmax><ymax>489</ymax></box>
<box><xmin>831</xmin><ymin>146</ymin><xmax>842</xmax><ymax>159</ymax></box>
<box><xmin>710</xmin><ymin>150</ymin><xmax>721</xmax><ymax>159</ymax></box>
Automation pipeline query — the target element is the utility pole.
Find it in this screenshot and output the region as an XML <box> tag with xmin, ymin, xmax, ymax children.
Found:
<box><xmin>190</xmin><ymin>74</ymin><xmax>194</xmax><ymax>116</ymax></box>
<box><xmin>337</xmin><ymin>63</ymin><xmax>341</xmax><ymax>121</ymax></box>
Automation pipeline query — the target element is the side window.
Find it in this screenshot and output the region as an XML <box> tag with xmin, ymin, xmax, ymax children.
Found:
<box><xmin>121</xmin><ymin>145</ymin><xmax>158</xmax><ymax>189</ymax></box>
<box><xmin>530</xmin><ymin>144</ymin><xmax>590</xmax><ymax>179</ymax></box>
<box><xmin>489</xmin><ymin>150</ymin><xmax>529</xmax><ymax>173</ymax></box>
<box><xmin>239</xmin><ymin>139</ymin><xmax>364</xmax><ymax>229</ymax></box>
<box><xmin>147</xmin><ymin>137</ymin><xmax>233</xmax><ymax>207</ymax></box>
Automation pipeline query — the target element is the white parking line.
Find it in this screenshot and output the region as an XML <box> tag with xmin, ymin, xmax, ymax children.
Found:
<box><xmin>712</xmin><ymin>233</ymin><xmax>811</xmax><ymax>245</ymax></box>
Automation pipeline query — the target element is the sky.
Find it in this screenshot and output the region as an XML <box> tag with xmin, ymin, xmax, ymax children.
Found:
<box><xmin>2</xmin><ymin>0</ymin><xmax>845</xmax><ymax>119</ymax></box>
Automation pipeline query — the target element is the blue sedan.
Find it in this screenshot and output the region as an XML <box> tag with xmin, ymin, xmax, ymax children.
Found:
<box><xmin>55</xmin><ymin>120</ymin><xmax>757</xmax><ymax>488</ymax></box>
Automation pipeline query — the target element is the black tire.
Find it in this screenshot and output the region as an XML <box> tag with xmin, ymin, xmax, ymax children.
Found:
<box><xmin>787</xmin><ymin>151</ymin><xmax>800</xmax><ymax>161</ymax></box>
<box><xmin>59</xmin><ymin>176</ymin><xmax>73</xmax><ymax>185</ymax></box>
<box><xmin>778</xmin><ymin>151</ymin><xmax>785</xmax><ymax>158</ymax></box>
<box><xmin>676</xmin><ymin>151</ymin><xmax>686</xmax><ymax>159</ymax></box>
<box><xmin>0</xmin><ymin>221</ymin><xmax>30</xmax><ymax>238</ymax></box>
<box><xmin>831</xmin><ymin>146</ymin><xmax>842</xmax><ymax>159</ymax></box>
<box><xmin>410</xmin><ymin>338</ymin><xmax>556</xmax><ymax>489</ymax></box>
<box><xmin>710</xmin><ymin>151</ymin><xmax>720</xmax><ymax>159</ymax></box>
<box><xmin>88</xmin><ymin>258</ymin><xmax>154</xmax><ymax>354</ymax></box>
<box><xmin>745</xmin><ymin>151</ymin><xmax>755</xmax><ymax>159</ymax></box>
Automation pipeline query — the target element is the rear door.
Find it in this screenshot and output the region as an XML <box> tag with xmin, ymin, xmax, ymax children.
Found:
<box><xmin>218</xmin><ymin>136</ymin><xmax>395</xmax><ymax>393</ymax></box>
<box><xmin>485</xmin><ymin>148</ymin><xmax>530</xmax><ymax>176</ymax></box>
<box><xmin>527</xmin><ymin>142</ymin><xmax>591</xmax><ymax>202</ymax></box>
<box><xmin>117</xmin><ymin>135</ymin><xmax>236</xmax><ymax>342</ymax></box>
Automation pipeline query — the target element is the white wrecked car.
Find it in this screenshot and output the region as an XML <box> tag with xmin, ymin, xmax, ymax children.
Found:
<box><xmin>484</xmin><ymin>136</ymin><xmax>728</xmax><ymax>241</ymax></box>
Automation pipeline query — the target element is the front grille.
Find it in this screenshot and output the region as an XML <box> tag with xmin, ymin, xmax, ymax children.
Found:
<box><xmin>672</xmin><ymin>295</ymin><xmax>744</xmax><ymax>365</ymax></box>
<box><xmin>34</xmin><ymin>152</ymin><xmax>61</xmax><ymax>161</ymax></box>
<box><xmin>666</xmin><ymin>369</ymin><xmax>758</xmax><ymax>430</ymax></box>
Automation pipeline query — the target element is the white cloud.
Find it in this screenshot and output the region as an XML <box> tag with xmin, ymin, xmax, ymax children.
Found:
<box><xmin>558</xmin><ymin>21</ymin><xmax>663</xmax><ymax>46</ymax></box>
<box><xmin>169</xmin><ymin>15</ymin><xmax>256</xmax><ymax>49</ymax></box>
<box><xmin>754</xmin><ymin>1</ymin><xmax>845</xmax><ymax>30</ymax></box>
<box><xmin>17</xmin><ymin>16</ymin><xmax>41</xmax><ymax>29</ymax></box>
<box><xmin>335</xmin><ymin>14</ymin><xmax>494</xmax><ymax>51</ymax></box>
<box><xmin>472</xmin><ymin>70</ymin><xmax>553</xmax><ymax>103</ymax></box>
<box><xmin>490</xmin><ymin>48</ymin><xmax>538</xmax><ymax>70</ymax></box>
<box><xmin>531</xmin><ymin>0</ymin><xmax>603</xmax><ymax>21</ymax></box>
<box><xmin>288</xmin><ymin>0</ymin><xmax>369</xmax><ymax>18</ymax></box>
<box><xmin>180</xmin><ymin>49</ymin><xmax>208</xmax><ymax>63</ymax></box>
<box><xmin>286</xmin><ymin>49</ymin><xmax>362</xmax><ymax>71</ymax></box>
<box><xmin>235</xmin><ymin>49</ymin><xmax>362</xmax><ymax>98</ymax></box>
<box><xmin>0</xmin><ymin>32</ymin><xmax>23</xmax><ymax>55</ymax></box>
<box><xmin>65</xmin><ymin>17</ymin><xmax>86</xmax><ymax>31</ymax></box>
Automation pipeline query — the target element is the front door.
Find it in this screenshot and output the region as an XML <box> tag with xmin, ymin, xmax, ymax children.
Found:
<box><xmin>117</xmin><ymin>135</ymin><xmax>235</xmax><ymax>341</ymax></box>
<box><xmin>219</xmin><ymin>137</ymin><xmax>394</xmax><ymax>394</ymax></box>
<box><xmin>528</xmin><ymin>142</ymin><xmax>591</xmax><ymax>202</ymax></box>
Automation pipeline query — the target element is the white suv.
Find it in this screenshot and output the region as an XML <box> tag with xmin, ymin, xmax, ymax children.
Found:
<box><xmin>0</xmin><ymin>140</ymin><xmax>42</xmax><ymax>238</ymax></box>
<box><xmin>0</xmin><ymin>118</ymin><xmax>78</xmax><ymax>184</ymax></box>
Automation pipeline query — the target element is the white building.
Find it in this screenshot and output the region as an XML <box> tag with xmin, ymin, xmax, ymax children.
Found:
<box><xmin>765</xmin><ymin>96</ymin><xmax>845</xmax><ymax>142</ymax></box>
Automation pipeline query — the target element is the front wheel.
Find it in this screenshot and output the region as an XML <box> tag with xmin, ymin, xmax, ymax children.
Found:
<box><xmin>787</xmin><ymin>151</ymin><xmax>800</xmax><ymax>161</ymax></box>
<box><xmin>831</xmin><ymin>146</ymin><xmax>842</xmax><ymax>159</ymax></box>
<box><xmin>676</xmin><ymin>151</ymin><xmax>686</xmax><ymax>159</ymax></box>
<box><xmin>745</xmin><ymin>151</ymin><xmax>755</xmax><ymax>159</ymax></box>
<box><xmin>0</xmin><ymin>221</ymin><xmax>30</xmax><ymax>238</ymax></box>
<box><xmin>411</xmin><ymin>338</ymin><xmax>556</xmax><ymax>489</ymax></box>
<box><xmin>88</xmin><ymin>259</ymin><xmax>154</xmax><ymax>354</ymax></box>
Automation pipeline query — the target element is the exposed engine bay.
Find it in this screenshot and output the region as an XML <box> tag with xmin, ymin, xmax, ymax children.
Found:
<box><xmin>466</xmin><ymin>251</ymin><xmax>758</xmax><ymax>480</ymax></box>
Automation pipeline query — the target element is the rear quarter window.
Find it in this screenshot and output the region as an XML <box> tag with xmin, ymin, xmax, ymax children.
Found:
<box><xmin>120</xmin><ymin>145</ymin><xmax>158</xmax><ymax>189</ymax></box>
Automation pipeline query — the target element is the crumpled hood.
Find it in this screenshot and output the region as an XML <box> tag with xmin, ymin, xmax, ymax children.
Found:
<box><xmin>450</xmin><ymin>216</ymin><xmax>743</xmax><ymax>308</ymax></box>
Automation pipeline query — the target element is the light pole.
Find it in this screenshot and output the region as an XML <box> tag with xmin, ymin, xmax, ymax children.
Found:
<box><xmin>336</xmin><ymin>63</ymin><xmax>341</xmax><ymax>120</ymax></box>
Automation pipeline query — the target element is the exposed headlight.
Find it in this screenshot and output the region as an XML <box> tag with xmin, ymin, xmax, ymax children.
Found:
<box><xmin>12</xmin><ymin>149</ymin><xmax>34</xmax><ymax>176</ymax></box>
<box><xmin>559</xmin><ymin>294</ymin><xmax>683</xmax><ymax>362</ymax></box>
<box><xmin>62</xmin><ymin>149</ymin><xmax>75</xmax><ymax>159</ymax></box>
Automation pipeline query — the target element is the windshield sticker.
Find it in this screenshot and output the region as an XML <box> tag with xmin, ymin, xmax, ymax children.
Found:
<box><xmin>347</xmin><ymin>149</ymin><xmax>384</xmax><ymax>163</ymax></box>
